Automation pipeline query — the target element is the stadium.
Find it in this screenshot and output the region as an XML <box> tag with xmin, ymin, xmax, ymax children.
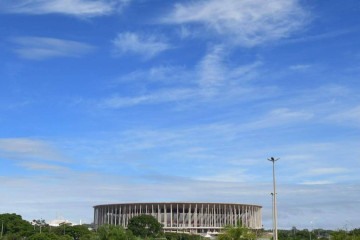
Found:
<box><xmin>93</xmin><ymin>202</ymin><xmax>262</xmax><ymax>234</ymax></box>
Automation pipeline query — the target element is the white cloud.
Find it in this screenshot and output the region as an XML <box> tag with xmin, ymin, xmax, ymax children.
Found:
<box><xmin>17</xmin><ymin>162</ymin><xmax>69</xmax><ymax>172</ymax></box>
<box><xmin>12</xmin><ymin>36</ymin><xmax>94</xmax><ymax>60</ymax></box>
<box><xmin>116</xmin><ymin>65</ymin><xmax>193</xmax><ymax>85</ymax></box>
<box><xmin>197</xmin><ymin>45</ymin><xmax>262</xmax><ymax>96</ymax></box>
<box><xmin>242</xmin><ymin>108</ymin><xmax>314</xmax><ymax>130</ymax></box>
<box><xmin>1</xmin><ymin>0</ymin><xmax>129</xmax><ymax>17</ymax></box>
<box><xmin>0</xmin><ymin>138</ymin><xmax>67</xmax><ymax>162</ymax></box>
<box><xmin>113</xmin><ymin>32</ymin><xmax>171</xmax><ymax>59</ymax></box>
<box><xmin>102</xmin><ymin>46</ymin><xmax>263</xmax><ymax>108</ymax></box>
<box><xmin>284</xmin><ymin>28</ymin><xmax>357</xmax><ymax>44</ymax></box>
<box><xmin>308</xmin><ymin>168</ymin><xmax>349</xmax><ymax>176</ymax></box>
<box><xmin>162</xmin><ymin>0</ymin><xmax>308</xmax><ymax>47</ymax></box>
<box><xmin>289</xmin><ymin>64</ymin><xmax>312</xmax><ymax>71</ymax></box>
<box><xmin>1</xmin><ymin>168</ymin><xmax>359</xmax><ymax>230</ymax></box>
<box><xmin>100</xmin><ymin>88</ymin><xmax>196</xmax><ymax>108</ymax></box>
<box><xmin>327</xmin><ymin>105</ymin><xmax>360</xmax><ymax>127</ymax></box>
<box><xmin>195</xmin><ymin>169</ymin><xmax>257</xmax><ymax>183</ymax></box>
<box><xmin>300</xmin><ymin>180</ymin><xmax>333</xmax><ymax>185</ymax></box>
<box><xmin>197</xmin><ymin>45</ymin><xmax>226</xmax><ymax>89</ymax></box>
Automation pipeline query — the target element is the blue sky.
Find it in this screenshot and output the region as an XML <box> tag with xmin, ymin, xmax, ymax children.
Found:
<box><xmin>0</xmin><ymin>0</ymin><xmax>359</xmax><ymax>229</ymax></box>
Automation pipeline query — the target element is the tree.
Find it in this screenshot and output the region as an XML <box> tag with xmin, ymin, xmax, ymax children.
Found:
<box><xmin>165</xmin><ymin>232</ymin><xmax>201</xmax><ymax>240</ymax></box>
<box><xmin>97</xmin><ymin>224</ymin><xmax>134</xmax><ymax>240</ymax></box>
<box><xmin>28</xmin><ymin>232</ymin><xmax>71</xmax><ymax>240</ymax></box>
<box><xmin>217</xmin><ymin>224</ymin><xmax>256</xmax><ymax>240</ymax></box>
<box><xmin>127</xmin><ymin>214</ymin><xmax>163</xmax><ymax>238</ymax></box>
<box><xmin>32</xmin><ymin>219</ymin><xmax>47</xmax><ymax>233</ymax></box>
<box><xmin>65</xmin><ymin>225</ymin><xmax>91</xmax><ymax>240</ymax></box>
<box><xmin>0</xmin><ymin>213</ymin><xmax>33</xmax><ymax>237</ymax></box>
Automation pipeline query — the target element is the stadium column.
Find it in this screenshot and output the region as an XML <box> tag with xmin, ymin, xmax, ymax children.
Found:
<box><xmin>176</xmin><ymin>203</ymin><xmax>179</xmax><ymax>232</ymax></box>
<box><xmin>253</xmin><ymin>206</ymin><xmax>256</xmax><ymax>228</ymax></box>
<box><xmin>234</xmin><ymin>204</ymin><xmax>237</xmax><ymax>226</ymax></box>
<box><xmin>111</xmin><ymin>206</ymin><xmax>113</xmax><ymax>225</ymax></box>
<box><xmin>106</xmin><ymin>206</ymin><xmax>109</xmax><ymax>224</ymax></box>
<box><xmin>207</xmin><ymin>204</ymin><xmax>210</xmax><ymax>227</ymax></box>
<box><xmin>182</xmin><ymin>204</ymin><xmax>185</xmax><ymax>230</ymax></box>
<box><xmin>201</xmin><ymin>204</ymin><xmax>204</xmax><ymax>228</ymax></box>
<box><xmin>126</xmin><ymin>205</ymin><xmax>129</xmax><ymax>226</ymax></box>
<box><xmin>164</xmin><ymin>204</ymin><xmax>167</xmax><ymax>227</ymax></box>
<box><xmin>214</xmin><ymin>204</ymin><xmax>217</xmax><ymax>228</ymax></box>
<box><xmin>225</xmin><ymin>205</ymin><xmax>228</xmax><ymax>227</ymax></box>
<box><xmin>119</xmin><ymin>205</ymin><xmax>122</xmax><ymax>227</ymax></box>
<box><xmin>188</xmin><ymin>204</ymin><xmax>191</xmax><ymax>228</ymax></box>
<box><xmin>103</xmin><ymin>206</ymin><xmax>105</xmax><ymax>225</ymax></box>
<box><xmin>241</xmin><ymin>205</ymin><xmax>244</xmax><ymax>226</ymax></box>
<box><xmin>194</xmin><ymin>204</ymin><xmax>198</xmax><ymax>229</ymax></box>
<box><xmin>170</xmin><ymin>204</ymin><xmax>173</xmax><ymax>228</ymax></box>
<box><xmin>157</xmin><ymin>204</ymin><xmax>160</xmax><ymax>223</ymax></box>
<box><xmin>93</xmin><ymin>208</ymin><xmax>96</xmax><ymax>228</ymax></box>
<box><xmin>97</xmin><ymin>207</ymin><xmax>100</xmax><ymax>226</ymax></box>
<box><xmin>216</xmin><ymin>204</ymin><xmax>218</xmax><ymax>227</ymax></box>
<box><xmin>250</xmin><ymin>206</ymin><xmax>253</xmax><ymax>228</ymax></box>
<box><xmin>151</xmin><ymin>204</ymin><xmax>154</xmax><ymax>218</ymax></box>
<box><xmin>237</xmin><ymin>205</ymin><xmax>240</xmax><ymax>226</ymax></box>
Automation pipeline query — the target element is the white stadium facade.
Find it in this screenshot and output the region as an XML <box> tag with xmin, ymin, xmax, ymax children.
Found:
<box><xmin>93</xmin><ymin>202</ymin><xmax>262</xmax><ymax>234</ymax></box>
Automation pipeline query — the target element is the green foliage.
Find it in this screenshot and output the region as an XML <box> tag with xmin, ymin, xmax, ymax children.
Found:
<box><xmin>0</xmin><ymin>213</ymin><xmax>33</xmax><ymax>237</ymax></box>
<box><xmin>276</xmin><ymin>227</ymin><xmax>360</xmax><ymax>240</ymax></box>
<box><xmin>97</xmin><ymin>224</ymin><xmax>135</xmax><ymax>240</ymax></box>
<box><xmin>217</xmin><ymin>224</ymin><xmax>256</xmax><ymax>240</ymax></box>
<box><xmin>127</xmin><ymin>215</ymin><xmax>163</xmax><ymax>238</ymax></box>
<box><xmin>65</xmin><ymin>225</ymin><xmax>91</xmax><ymax>240</ymax></box>
<box><xmin>2</xmin><ymin>212</ymin><xmax>360</xmax><ymax>240</ymax></box>
<box><xmin>331</xmin><ymin>229</ymin><xmax>360</xmax><ymax>240</ymax></box>
<box><xmin>165</xmin><ymin>232</ymin><xmax>201</xmax><ymax>240</ymax></box>
<box><xmin>49</xmin><ymin>222</ymin><xmax>91</xmax><ymax>239</ymax></box>
<box><xmin>278</xmin><ymin>228</ymin><xmax>328</xmax><ymax>240</ymax></box>
<box><xmin>28</xmin><ymin>232</ymin><xmax>74</xmax><ymax>240</ymax></box>
<box><xmin>0</xmin><ymin>213</ymin><xmax>95</xmax><ymax>240</ymax></box>
<box><xmin>79</xmin><ymin>232</ymin><xmax>100</xmax><ymax>240</ymax></box>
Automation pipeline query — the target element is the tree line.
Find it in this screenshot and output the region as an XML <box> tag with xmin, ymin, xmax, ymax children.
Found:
<box><xmin>0</xmin><ymin>213</ymin><xmax>359</xmax><ymax>240</ymax></box>
<box><xmin>278</xmin><ymin>227</ymin><xmax>360</xmax><ymax>240</ymax></box>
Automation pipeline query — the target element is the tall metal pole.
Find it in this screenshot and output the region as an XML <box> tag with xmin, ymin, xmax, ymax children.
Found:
<box><xmin>271</xmin><ymin>193</ymin><xmax>274</xmax><ymax>239</ymax></box>
<box><xmin>268</xmin><ymin>157</ymin><xmax>279</xmax><ymax>240</ymax></box>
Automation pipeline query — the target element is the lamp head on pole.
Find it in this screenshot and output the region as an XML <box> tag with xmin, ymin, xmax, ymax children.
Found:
<box><xmin>268</xmin><ymin>157</ymin><xmax>280</xmax><ymax>162</ymax></box>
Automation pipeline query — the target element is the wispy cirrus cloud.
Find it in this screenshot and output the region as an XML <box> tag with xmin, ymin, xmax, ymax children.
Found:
<box><xmin>300</xmin><ymin>180</ymin><xmax>334</xmax><ymax>185</ymax></box>
<box><xmin>327</xmin><ymin>105</ymin><xmax>360</xmax><ymax>127</ymax></box>
<box><xmin>11</xmin><ymin>36</ymin><xmax>94</xmax><ymax>60</ymax></box>
<box><xmin>307</xmin><ymin>167</ymin><xmax>349</xmax><ymax>176</ymax></box>
<box><xmin>100</xmin><ymin>88</ymin><xmax>196</xmax><ymax>108</ymax></box>
<box><xmin>162</xmin><ymin>0</ymin><xmax>309</xmax><ymax>47</ymax></box>
<box><xmin>242</xmin><ymin>108</ymin><xmax>314</xmax><ymax>130</ymax></box>
<box><xmin>289</xmin><ymin>64</ymin><xmax>312</xmax><ymax>71</ymax></box>
<box><xmin>112</xmin><ymin>32</ymin><xmax>171</xmax><ymax>59</ymax></box>
<box><xmin>17</xmin><ymin>162</ymin><xmax>69</xmax><ymax>172</ymax></box>
<box><xmin>197</xmin><ymin>45</ymin><xmax>262</xmax><ymax>96</ymax></box>
<box><xmin>115</xmin><ymin>65</ymin><xmax>193</xmax><ymax>85</ymax></box>
<box><xmin>102</xmin><ymin>46</ymin><xmax>263</xmax><ymax>108</ymax></box>
<box><xmin>0</xmin><ymin>138</ymin><xmax>67</xmax><ymax>162</ymax></box>
<box><xmin>0</xmin><ymin>0</ymin><xmax>130</xmax><ymax>17</ymax></box>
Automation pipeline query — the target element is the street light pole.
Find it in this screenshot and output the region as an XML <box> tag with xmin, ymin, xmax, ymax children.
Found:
<box><xmin>268</xmin><ymin>157</ymin><xmax>279</xmax><ymax>240</ymax></box>
<box><xmin>271</xmin><ymin>193</ymin><xmax>274</xmax><ymax>238</ymax></box>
